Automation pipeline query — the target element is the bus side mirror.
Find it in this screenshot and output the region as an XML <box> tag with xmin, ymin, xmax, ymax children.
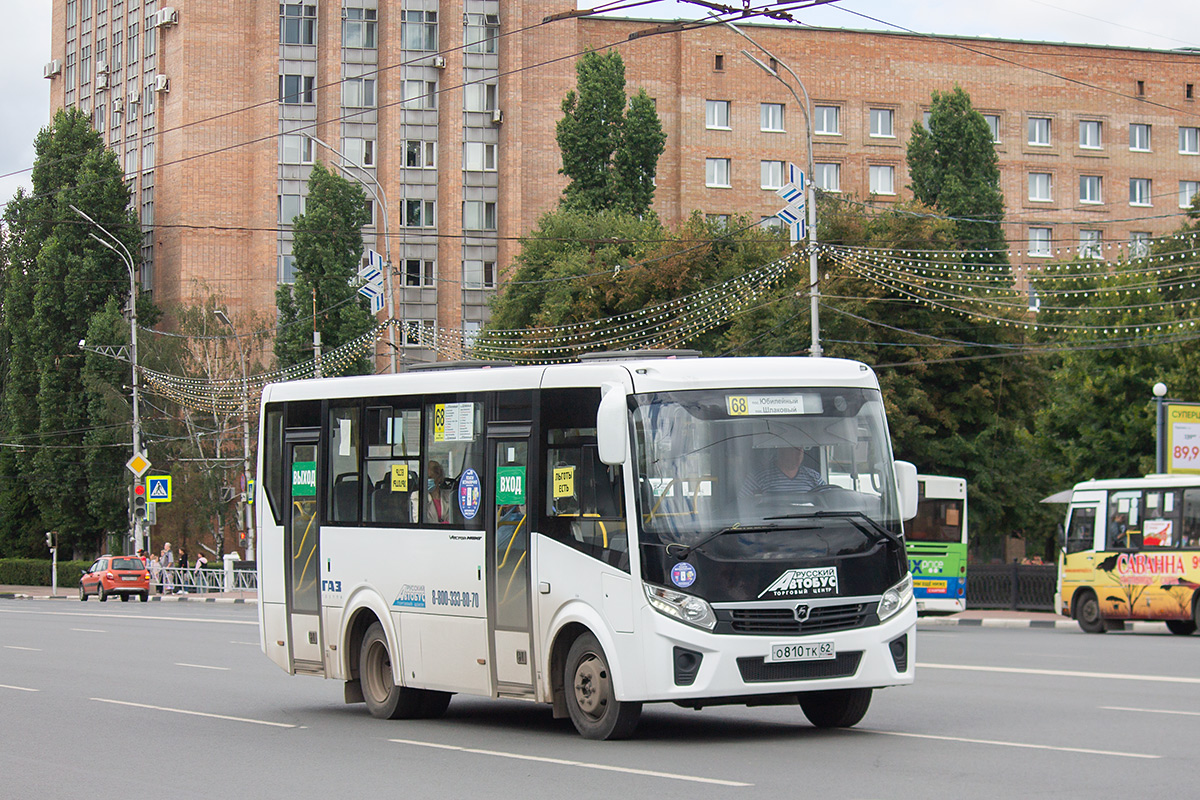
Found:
<box><xmin>895</xmin><ymin>460</ymin><xmax>918</xmax><ymax>521</ymax></box>
<box><xmin>597</xmin><ymin>382</ymin><xmax>628</xmax><ymax>466</ymax></box>
<box><xmin>1056</xmin><ymin>522</ymin><xmax>1066</xmax><ymax>550</ymax></box>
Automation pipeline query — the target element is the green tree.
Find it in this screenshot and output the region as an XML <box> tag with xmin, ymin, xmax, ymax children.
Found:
<box><xmin>275</xmin><ymin>163</ymin><xmax>373</xmax><ymax>374</ymax></box>
<box><xmin>557</xmin><ymin>50</ymin><xmax>666</xmax><ymax>216</ymax></box>
<box><xmin>0</xmin><ymin>107</ymin><xmax>152</xmax><ymax>556</ymax></box>
<box><xmin>906</xmin><ymin>85</ymin><xmax>1009</xmax><ymax>260</ymax></box>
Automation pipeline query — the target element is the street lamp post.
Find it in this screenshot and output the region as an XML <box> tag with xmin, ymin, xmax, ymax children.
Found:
<box><xmin>215</xmin><ymin>309</ymin><xmax>255</xmax><ymax>559</ymax></box>
<box><xmin>1154</xmin><ymin>382</ymin><xmax>1168</xmax><ymax>474</ymax></box>
<box><xmin>302</xmin><ymin>133</ymin><xmax>398</xmax><ymax>373</ymax></box>
<box><xmin>70</xmin><ymin>204</ymin><xmax>145</xmax><ymax>553</ymax></box>
<box><xmin>725</xmin><ymin>22</ymin><xmax>822</xmax><ymax>357</ymax></box>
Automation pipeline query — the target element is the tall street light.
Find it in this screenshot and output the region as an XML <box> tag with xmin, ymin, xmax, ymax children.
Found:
<box><xmin>70</xmin><ymin>204</ymin><xmax>145</xmax><ymax>552</ymax></box>
<box><xmin>214</xmin><ymin>309</ymin><xmax>255</xmax><ymax>559</ymax></box>
<box><xmin>723</xmin><ymin>21</ymin><xmax>822</xmax><ymax>357</ymax></box>
<box><xmin>302</xmin><ymin>133</ymin><xmax>398</xmax><ymax>373</ymax></box>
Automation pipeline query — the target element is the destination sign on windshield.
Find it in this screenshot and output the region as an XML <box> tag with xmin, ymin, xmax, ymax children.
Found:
<box><xmin>726</xmin><ymin>394</ymin><xmax>823</xmax><ymax>416</ymax></box>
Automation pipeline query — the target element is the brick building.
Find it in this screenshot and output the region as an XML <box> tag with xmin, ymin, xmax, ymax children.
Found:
<box><xmin>43</xmin><ymin>0</ymin><xmax>1200</xmax><ymax>364</ymax></box>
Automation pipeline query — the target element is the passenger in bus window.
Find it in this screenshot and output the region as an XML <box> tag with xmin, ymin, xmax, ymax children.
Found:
<box><xmin>740</xmin><ymin>446</ymin><xmax>825</xmax><ymax>496</ymax></box>
<box><xmin>425</xmin><ymin>461</ymin><xmax>452</xmax><ymax>524</ymax></box>
<box><xmin>1107</xmin><ymin>512</ymin><xmax>1129</xmax><ymax>549</ymax></box>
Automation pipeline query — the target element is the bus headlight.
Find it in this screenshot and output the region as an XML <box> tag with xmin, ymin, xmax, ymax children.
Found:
<box><xmin>877</xmin><ymin>574</ymin><xmax>913</xmax><ymax>622</ymax></box>
<box><xmin>645</xmin><ymin>584</ymin><xmax>717</xmax><ymax>630</ymax></box>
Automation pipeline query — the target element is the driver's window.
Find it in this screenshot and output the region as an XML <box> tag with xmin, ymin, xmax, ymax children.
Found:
<box><xmin>1066</xmin><ymin>506</ymin><xmax>1096</xmax><ymax>554</ymax></box>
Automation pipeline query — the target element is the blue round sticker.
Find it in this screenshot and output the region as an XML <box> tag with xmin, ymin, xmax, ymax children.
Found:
<box><xmin>671</xmin><ymin>562</ymin><xmax>697</xmax><ymax>588</ymax></box>
<box><xmin>458</xmin><ymin>468</ymin><xmax>481</xmax><ymax>520</ymax></box>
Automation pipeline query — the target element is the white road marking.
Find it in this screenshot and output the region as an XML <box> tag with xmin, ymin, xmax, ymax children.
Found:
<box><xmin>230</xmin><ymin>641</ymin><xmax>260</xmax><ymax>645</ymax></box>
<box><xmin>389</xmin><ymin>738</ymin><xmax>753</xmax><ymax>787</ymax></box>
<box><xmin>0</xmin><ymin>608</ymin><xmax>255</xmax><ymax>625</ymax></box>
<box><xmin>70</xmin><ymin>628</ymin><xmax>105</xmax><ymax>633</ymax></box>
<box><xmin>90</xmin><ymin>698</ymin><xmax>297</xmax><ymax>728</ymax></box>
<box><xmin>1102</xmin><ymin>706</ymin><xmax>1200</xmax><ymax>718</ymax></box>
<box><xmin>175</xmin><ymin>662</ymin><xmax>230</xmax><ymax>671</ymax></box>
<box><xmin>858</xmin><ymin>729</ymin><xmax>1159</xmax><ymax>759</ymax></box>
<box><xmin>0</xmin><ymin>684</ymin><xmax>39</xmax><ymax>692</ymax></box>
<box><xmin>919</xmin><ymin>662</ymin><xmax>1200</xmax><ymax>685</ymax></box>
<box><xmin>4</xmin><ymin>645</ymin><xmax>41</xmax><ymax>651</ymax></box>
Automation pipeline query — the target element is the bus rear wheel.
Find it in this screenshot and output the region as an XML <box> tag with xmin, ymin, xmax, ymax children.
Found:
<box><xmin>564</xmin><ymin>633</ymin><xmax>641</xmax><ymax>740</ymax></box>
<box><xmin>799</xmin><ymin>688</ymin><xmax>872</xmax><ymax>728</ymax></box>
<box><xmin>1074</xmin><ymin>591</ymin><xmax>1105</xmax><ymax>634</ymax></box>
<box><xmin>359</xmin><ymin>622</ymin><xmax>424</xmax><ymax>720</ymax></box>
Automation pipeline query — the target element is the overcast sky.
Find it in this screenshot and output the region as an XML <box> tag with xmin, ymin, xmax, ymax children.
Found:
<box><xmin>3</xmin><ymin>0</ymin><xmax>1199</xmax><ymax>206</ymax></box>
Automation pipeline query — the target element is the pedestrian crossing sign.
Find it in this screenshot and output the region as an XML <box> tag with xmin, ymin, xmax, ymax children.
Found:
<box><xmin>147</xmin><ymin>475</ymin><xmax>172</xmax><ymax>503</ymax></box>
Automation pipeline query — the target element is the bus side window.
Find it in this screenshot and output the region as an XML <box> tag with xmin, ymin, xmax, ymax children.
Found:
<box><xmin>1186</xmin><ymin>489</ymin><xmax>1200</xmax><ymax>547</ymax></box>
<box><xmin>328</xmin><ymin>406</ymin><xmax>361</xmax><ymax>524</ymax></box>
<box><xmin>1065</xmin><ymin>506</ymin><xmax>1096</xmax><ymax>554</ymax></box>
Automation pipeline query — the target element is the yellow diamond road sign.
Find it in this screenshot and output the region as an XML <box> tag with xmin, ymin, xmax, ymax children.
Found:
<box><xmin>126</xmin><ymin>453</ymin><xmax>151</xmax><ymax>478</ymax></box>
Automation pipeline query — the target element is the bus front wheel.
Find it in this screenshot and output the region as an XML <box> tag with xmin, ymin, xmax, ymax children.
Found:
<box><xmin>1074</xmin><ymin>591</ymin><xmax>1105</xmax><ymax>634</ymax></box>
<box><xmin>1166</xmin><ymin>620</ymin><xmax>1197</xmax><ymax>635</ymax></box>
<box><xmin>799</xmin><ymin>688</ymin><xmax>872</xmax><ymax>728</ymax></box>
<box><xmin>564</xmin><ymin>633</ymin><xmax>641</xmax><ymax>740</ymax></box>
<box><xmin>360</xmin><ymin>622</ymin><xmax>424</xmax><ymax>720</ymax></box>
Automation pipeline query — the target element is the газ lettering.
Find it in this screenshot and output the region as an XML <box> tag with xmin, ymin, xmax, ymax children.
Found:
<box><xmin>256</xmin><ymin>353</ymin><xmax>918</xmax><ymax>739</ymax></box>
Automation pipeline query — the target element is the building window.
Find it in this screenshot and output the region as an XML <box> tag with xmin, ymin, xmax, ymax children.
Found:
<box><xmin>1180</xmin><ymin>180</ymin><xmax>1200</xmax><ymax>208</ymax></box>
<box><xmin>706</xmin><ymin>214</ymin><xmax>730</xmax><ymax>228</ymax></box>
<box><xmin>869</xmin><ymin>108</ymin><xmax>894</xmax><ymax>138</ymax></box>
<box><xmin>111</xmin><ymin>30</ymin><xmax>122</xmax><ymax>72</ymax></box>
<box><xmin>404</xmin><ymin>80</ymin><xmax>437</xmax><ymax>109</ymax></box>
<box><xmin>280</xmin><ymin>74</ymin><xmax>315</xmax><ymax>104</ymax></box>
<box><xmin>64</xmin><ymin>52</ymin><xmax>76</xmax><ymax>93</ymax></box>
<box><xmin>464</xmin><ymin>200</ymin><xmax>496</xmax><ymax>231</ymax></box>
<box><xmin>760</xmin><ymin>160</ymin><xmax>784</xmax><ymax>190</ymax></box>
<box><xmin>760</xmin><ymin>103</ymin><xmax>784</xmax><ymax>132</ymax></box>
<box><xmin>465</xmin><ymin>13</ymin><xmax>499</xmax><ymax>54</ymax></box>
<box><xmin>983</xmin><ymin>113</ymin><xmax>1001</xmax><ymax>143</ymax></box>
<box><xmin>280</xmin><ymin>194</ymin><xmax>304</xmax><ymax>224</ymax></box>
<box><xmin>343</xmin><ymin>138</ymin><xmax>375</xmax><ymax>168</ymax></box>
<box><xmin>706</xmin><ymin>158</ymin><xmax>731</xmax><ymax>188</ymax></box>
<box><xmin>406</xmin><ymin>140</ymin><xmax>436</xmax><ymax>168</ymax></box>
<box><xmin>402</xmin><ymin>10</ymin><xmax>438</xmax><ymax>51</ymax></box>
<box><xmin>465</xmin><ymin>83</ymin><xmax>497</xmax><ymax>112</ymax></box>
<box><xmin>81</xmin><ymin>45</ymin><xmax>91</xmax><ymax>86</ymax></box>
<box><xmin>1028</xmin><ymin>227</ymin><xmax>1052</xmax><ymax>257</ymax></box>
<box><xmin>1130</xmin><ymin>231</ymin><xmax>1151</xmax><ymax>258</ymax></box>
<box><xmin>1028</xmin><ymin>172</ymin><xmax>1052</xmax><ymax>202</ymax></box>
<box><xmin>281</xmin><ymin>134</ymin><xmax>315</xmax><ymax>164</ymax></box>
<box><xmin>714</xmin><ymin>54</ymin><xmax>724</xmax><ymax>71</ymax></box>
<box><xmin>705</xmin><ymin>100</ymin><xmax>730</xmax><ymax>129</ymax></box>
<box><xmin>1079</xmin><ymin>229</ymin><xmax>1103</xmax><ymax>259</ymax></box>
<box><xmin>1180</xmin><ymin>127</ymin><xmax>1200</xmax><ymax>155</ymax></box>
<box><xmin>814</xmin><ymin>162</ymin><xmax>841</xmax><ymax>192</ymax></box>
<box><xmin>281</xmin><ymin>4</ymin><xmax>317</xmax><ymax>46</ymax></box>
<box><xmin>404</xmin><ymin>199</ymin><xmax>436</xmax><ymax>228</ymax></box>
<box><xmin>405</xmin><ymin>259</ymin><xmax>435</xmax><ymax>287</ymax></box>
<box><xmin>463</xmin><ymin>260</ymin><xmax>496</xmax><ymax>289</ymax></box>
<box><xmin>1079</xmin><ymin>175</ymin><xmax>1102</xmax><ymax>204</ymax></box>
<box><xmin>1028</xmin><ymin>117</ymin><xmax>1051</xmax><ymax>146</ymax></box>
<box><xmin>1130</xmin><ymin>123</ymin><xmax>1151</xmax><ymax>151</ymax></box>
<box><xmin>869</xmin><ymin>165</ymin><xmax>895</xmax><ymax>195</ymax></box>
<box><xmin>342</xmin><ymin>7</ymin><xmax>377</xmax><ymax>48</ymax></box>
<box><xmin>463</xmin><ymin>142</ymin><xmax>497</xmax><ymax>171</ymax></box>
<box><xmin>814</xmin><ymin>105</ymin><xmax>840</xmax><ymax>135</ymax></box>
<box><xmin>1129</xmin><ymin>178</ymin><xmax>1152</xmax><ymax>206</ymax></box>
<box><xmin>1079</xmin><ymin>120</ymin><xmax>1102</xmax><ymax>149</ymax></box>
<box><xmin>280</xmin><ymin>254</ymin><xmax>297</xmax><ymax>285</ymax></box>
<box><xmin>342</xmin><ymin>78</ymin><xmax>376</xmax><ymax>108</ymax></box>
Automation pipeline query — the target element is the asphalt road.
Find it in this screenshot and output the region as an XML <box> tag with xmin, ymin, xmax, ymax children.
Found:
<box><xmin>1</xmin><ymin>600</ymin><xmax>1195</xmax><ymax>798</ymax></box>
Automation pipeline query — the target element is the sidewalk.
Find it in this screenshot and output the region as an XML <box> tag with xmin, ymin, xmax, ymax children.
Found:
<box><xmin>0</xmin><ymin>584</ymin><xmax>257</xmax><ymax>604</ymax></box>
<box><xmin>917</xmin><ymin>607</ymin><xmax>1169</xmax><ymax>632</ymax></box>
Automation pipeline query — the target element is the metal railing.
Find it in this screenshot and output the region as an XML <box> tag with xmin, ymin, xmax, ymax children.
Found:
<box><xmin>967</xmin><ymin>564</ymin><xmax>1057</xmax><ymax>611</ymax></box>
<box><xmin>152</xmin><ymin>566</ymin><xmax>257</xmax><ymax>595</ymax></box>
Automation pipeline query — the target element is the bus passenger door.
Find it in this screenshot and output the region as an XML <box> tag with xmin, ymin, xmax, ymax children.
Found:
<box><xmin>1061</xmin><ymin>492</ymin><xmax>1104</xmax><ymax>610</ymax></box>
<box><xmin>490</xmin><ymin>433</ymin><xmax>535</xmax><ymax>694</ymax></box>
<box><xmin>285</xmin><ymin>435</ymin><xmax>323</xmax><ymax>671</ymax></box>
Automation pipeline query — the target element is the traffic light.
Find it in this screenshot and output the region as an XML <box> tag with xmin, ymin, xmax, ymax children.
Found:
<box><xmin>133</xmin><ymin>481</ymin><xmax>147</xmax><ymax>520</ymax></box>
<box><xmin>45</xmin><ymin>532</ymin><xmax>53</xmax><ymax>549</ymax></box>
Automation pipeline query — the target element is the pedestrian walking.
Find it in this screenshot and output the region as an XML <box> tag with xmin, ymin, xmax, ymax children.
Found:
<box><xmin>194</xmin><ymin>552</ymin><xmax>208</xmax><ymax>592</ymax></box>
<box><xmin>149</xmin><ymin>553</ymin><xmax>162</xmax><ymax>594</ymax></box>
<box><xmin>160</xmin><ymin>542</ymin><xmax>175</xmax><ymax>594</ymax></box>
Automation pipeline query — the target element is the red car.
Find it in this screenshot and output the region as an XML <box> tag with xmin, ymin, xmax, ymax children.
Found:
<box><xmin>80</xmin><ymin>555</ymin><xmax>151</xmax><ymax>602</ymax></box>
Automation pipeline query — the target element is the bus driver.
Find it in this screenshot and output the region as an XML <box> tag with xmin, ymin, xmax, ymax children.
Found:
<box><xmin>740</xmin><ymin>446</ymin><xmax>826</xmax><ymax>496</ymax></box>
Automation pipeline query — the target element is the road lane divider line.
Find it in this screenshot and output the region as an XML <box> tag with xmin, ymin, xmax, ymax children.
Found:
<box><xmin>858</xmin><ymin>729</ymin><xmax>1159</xmax><ymax>759</ymax></box>
<box><xmin>90</xmin><ymin>698</ymin><xmax>297</xmax><ymax>728</ymax></box>
<box><xmin>1</xmin><ymin>683</ymin><xmax>39</xmax><ymax>692</ymax></box>
<box><xmin>918</xmin><ymin>662</ymin><xmax>1200</xmax><ymax>685</ymax></box>
<box><xmin>70</xmin><ymin>628</ymin><xmax>106</xmax><ymax>633</ymax></box>
<box><xmin>1102</xmin><ymin>705</ymin><xmax>1200</xmax><ymax>717</ymax></box>
<box><xmin>4</xmin><ymin>645</ymin><xmax>41</xmax><ymax>651</ymax></box>
<box><xmin>0</xmin><ymin>608</ymin><xmax>256</xmax><ymax>625</ymax></box>
<box><xmin>388</xmin><ymin>738</ymin><xmax>753</xmax><ymax>787</ymax></box>
<box><xmin>175</xmin><ymin>663</ymin><xmax>231</xmax><ymax>671</ymax></box>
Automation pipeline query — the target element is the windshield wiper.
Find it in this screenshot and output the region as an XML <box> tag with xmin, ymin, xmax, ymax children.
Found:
<box><xmin>763</xmin><ymin>510</ymin><xmax>903</xmax><ymax>547</ymax></box>
<box><xmin>664</xmin><ymin>524</ymin><xmax>780</xmax><ymax>560</ymax></box>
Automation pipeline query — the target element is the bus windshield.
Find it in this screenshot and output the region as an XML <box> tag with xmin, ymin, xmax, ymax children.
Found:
<box><xmin>908</xmin><ymin>498</ymin><xmax>966</xmax><ymax>543</ymax></box>
<box><xmin>631</xmin><ymin>387</ymin><xmax>901</xmax><ymax>549</ymax></box>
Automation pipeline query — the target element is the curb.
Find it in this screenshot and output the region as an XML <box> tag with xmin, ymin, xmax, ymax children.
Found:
<box><xmin>0</xmin><ymin>592</ymin><xmax>257</xmax><ymax>605</ymax></box>
<box><xmin>918</xmin><ymin>617</ymin><xmax>1169</xmax><ymax>632</ymax></box>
